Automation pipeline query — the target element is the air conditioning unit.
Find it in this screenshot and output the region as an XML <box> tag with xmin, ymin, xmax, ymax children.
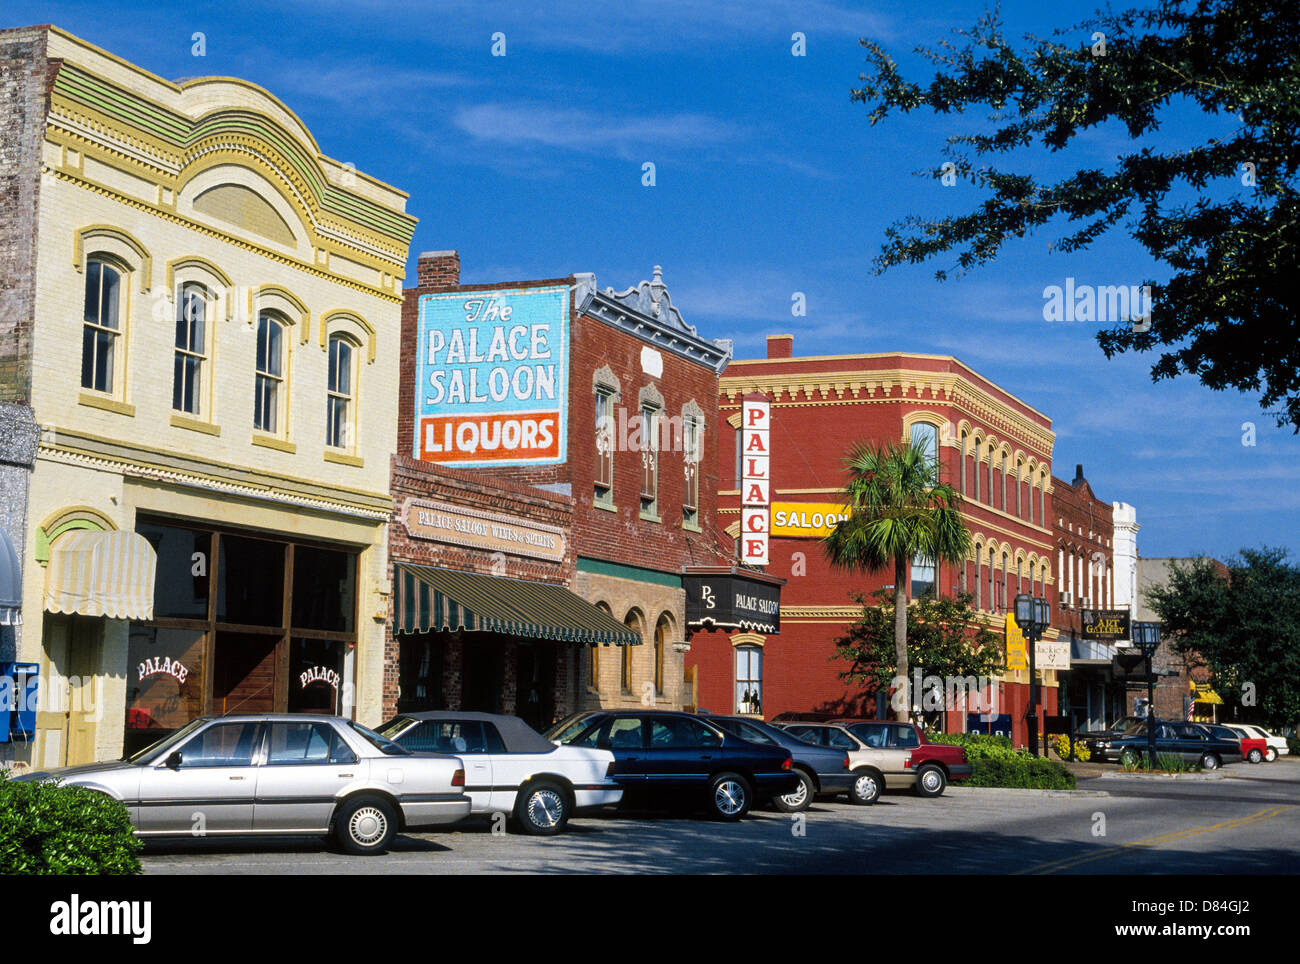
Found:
<box><xmin>1060</xmin><ymin>592</ymin><xmax>1073</xmax><ymax>607</ymax></box>
<box><xmin>1080</xmin><ymin>596</ymin><xmax>1093</xmax><ymax>608</ymax></box>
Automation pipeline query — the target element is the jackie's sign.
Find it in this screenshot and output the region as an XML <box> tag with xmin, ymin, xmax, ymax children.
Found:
<box><xmin>415</xmin><ymin>286</ymin><xmax>569</xmax><ymax>467</ymax></box>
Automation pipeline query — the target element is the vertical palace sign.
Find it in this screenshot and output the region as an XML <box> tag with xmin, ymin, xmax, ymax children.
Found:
<box><xmin>415</xmin><ymin>285</ymin><xmax>570</xmax><ymax>467</ymax></box>
<box><xmin>740</xmin><ymin>395</ymin><xmax>770</xmax><ymax>565</ymax></box>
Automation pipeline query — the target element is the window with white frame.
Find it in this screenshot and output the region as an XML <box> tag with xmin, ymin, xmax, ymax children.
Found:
<box><xmin>594</xmin><ymin>387</ymin><xmax>614</xmax><ymax>503</ymax></box>
<box><xmin>254</xmin><ymin>312</ymin><xmax>285</xmax><ymax>434</ymax></box>
<box><xmin>327</xmin><ymin>334</ymin><xmax>355</xmax><ymax>449</ymax></box>
<box><xmin>683</xmin><ymin>412</ymin><xmax>702</xmax><ymax>526</ymax></box>
<box><xmin>173</xmin><ymin>282</ymin><xmax>208</xmax><ymax>415</ymax></box>
<box><xmin>910</xmin><ymin>553</ymin><xmax>935</xmax><ymax>600</ymax></box>
<box><xmin>640</xmin><ymin>403</ymin><xmax>659</xmax><ymax>516</ymax></box>
<box><xmin>910</xmin><ymin>421</ymin><xmax>939</xmax><ymax>472</ymax></box>
<box><xmin>735</xmin><ymin>645</ymin><xmax>762</xmax><ymax>714</ymax></box>
<box><xmin>81</xmin><ymin>258</ymin><xmax>122</xmax><ymax>394</ymax></box>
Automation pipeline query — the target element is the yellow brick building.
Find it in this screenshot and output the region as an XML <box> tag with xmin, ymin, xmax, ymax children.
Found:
<box><xmin>0</xmin><ymin>26</ymin><xmax>415</xmax><ymax>766</ymax></box>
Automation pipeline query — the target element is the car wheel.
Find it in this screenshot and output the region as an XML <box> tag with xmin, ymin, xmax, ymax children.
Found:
<box><xmin>772</xmin><ymin>769</ymin><xmax>814</xmax><ymax>813</ymax></box>
<box><xmin>915</xmin><ymin>764</ymin><xmax>947</xmax><ymax>798</ymax></box>
<box><xmin>1266</xmin><ymin>748</ymin><xmax>1278</xmax><ymax>762</ymax></box>
<box><xmin>516</xmin><ymin>781</ymin><xmax>569</xmax><ymax>836</ymax></box>
<box><xmin>849</xmin><ymin>769</ymin><xmax>881</xmax><ymax>806</ymax></box>
<box><xmin>708</xmin><ymin>773</ymin><xmax>753</xmax><ymax>821</ymax></box>
<box><xmin>1247</xmin><ymin>748</ymin><xmax>1263</xmax><ymax>764</ymax></box>
<box><xmin>335</xmin><ymin>796</ymin><xmax>397</xmax><ymax>855</ymax></box>
<box><xmin>1200</xmin><ymin>752</ymin><xmax>1221</xmax><ymax>771</ymax></box>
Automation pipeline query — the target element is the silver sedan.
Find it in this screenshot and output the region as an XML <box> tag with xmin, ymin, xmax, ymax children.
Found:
<box><xmin>15</xmin><ymin>714</ymin><xmax>471</xmax><ymax>854</ymax></box>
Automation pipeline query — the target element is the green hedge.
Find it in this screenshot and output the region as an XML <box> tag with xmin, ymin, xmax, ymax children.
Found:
<box><xmin>0</xmin><ymin>772</ymin><xmax>142</xmax><ymax>875</ymax></box>
<box><xmin>929</xmin><ymin>733</ymin><xmax>1077</xmax><ymax>789</ymax></box>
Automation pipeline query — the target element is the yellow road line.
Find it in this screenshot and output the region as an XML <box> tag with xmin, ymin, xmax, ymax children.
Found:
<box><xmin>1019</xmin><ymin>806</ymin><xmax>1294</xmax><ymax>875</ymax></box>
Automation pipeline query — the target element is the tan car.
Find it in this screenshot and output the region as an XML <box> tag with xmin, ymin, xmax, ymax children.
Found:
<box><xmin>781</xmin><ymin>723</ymin><xmax>912</xmax><ymax>804</ymax></box>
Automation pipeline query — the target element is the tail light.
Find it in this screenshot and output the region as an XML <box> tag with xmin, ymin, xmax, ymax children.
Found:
<box><xmin>843</xmin><ymin>754</ymin><xmax>850</xmax><ymax>770</ymax></box>
<box><xmin>782</xmin><ymin>756</ymin><xmax>793</xmax><ymax>771</ymax></box>
<box><xmin>452</xmin><ymin>767</ymin><xmax>465</xmax><ymax>787</ymax></box>
<box><xmin>606</xmin><ymin>761</ymin><xmax>617</xmax><ymax>778</ymax></box>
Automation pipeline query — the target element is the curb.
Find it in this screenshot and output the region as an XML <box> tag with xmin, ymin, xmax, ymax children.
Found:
<box><xmin>1097</xmin><ymin>770</ymin><xmax>1226</xmax><ymax>781</ymax></box>
<box><xmin>946</xmin><ymin>786</ymin><xmax>1110</xmax><ymax>798</ymax></box>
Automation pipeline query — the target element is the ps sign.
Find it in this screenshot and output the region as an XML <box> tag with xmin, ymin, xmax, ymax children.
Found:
<box><xmin>740</xmin><ymin>396</ymin><xmax>770</xmax><ymax>565</ymax></box>
<box><xmin>415</xmin><ymin>285</ymin><xmax>569</xmax><ymax>467</ymax></box>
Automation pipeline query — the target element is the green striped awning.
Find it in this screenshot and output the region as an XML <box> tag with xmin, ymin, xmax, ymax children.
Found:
<box><xmin>394</xmin><ymin>564</ymin><xmax>640</xmax><ymax>646</ymax></box>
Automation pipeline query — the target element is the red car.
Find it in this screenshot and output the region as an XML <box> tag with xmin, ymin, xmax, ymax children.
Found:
<box><xmin>1204</xmin><ymin>723</ymin><xmax>1269</xmax><ymax>763</ymax></box>
<box><xmin>777</xmin><ymin>718</ymin><xmax>972</xmax><ymax>797</ymax></box>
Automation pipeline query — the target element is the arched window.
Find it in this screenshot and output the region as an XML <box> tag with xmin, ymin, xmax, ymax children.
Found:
<box><xmin>1015</xmin><ymin>459</ymin><xmax>1024</xmax><ymax>517</ymax></box>
<box><xmin>173</xmin><ymin>282</ymin><xmax>208</xmax><ymax>415</ymax></box>
<box><xmin>327</xmin><ymin>334</ymin><xmax>356</xmax><ymax>449</ymax></box>
<box><xmin>622</xmin><ymin>610</ymin><xmax>644</xmax><ymax>695</ymax></box>
<box><xmin>735</xmin><ymin>645</ymin><xmax>762</xmax><ymax>715</ymax></box>
<box><xmin>82</xmin><ymin>258</ymin><xmax>122</xmax><ymax>394</ymax></box>
<box><xmin>910</xmin><ymin>553</ymin><xmax>935</xmax><ymax>600</ymax></box>
<box><xmin>254</xmin><ymin>313</ymin><xmax>286</xmax><ymax>434</ymax></box>
<box><xmin>654</xmin><ymin>614</ymin><xmax>672</xmax><ymax>695</ymax></box>
<box><xmin>910</xmin><ymin>421</ymin><xmax>939</xmax><ymax>470</ymax></box>
<box><xmin>974</xmin><ymin>544</ymin><xmax>983</xmax><ymax>609</ymax></box>
<box><xmin>959</xmin><ymin>430</ymin><xmax>968</xmax><ymax>495</ymax></box>
<box><xmin>591</xmin><ymin>602</ymin><xmax>611</xmax><ymax>694</ymax></box>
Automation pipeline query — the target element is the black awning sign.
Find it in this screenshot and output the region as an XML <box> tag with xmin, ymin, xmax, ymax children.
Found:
<box><xmin>1081</xmin><ymin>609</ymin><xmax>1130</xmax><ymax>641</ymax></box>
<box><xmin>684</xmin><ymin>572</ymin><xmax>781</xmax><ymax>633</ymax></box>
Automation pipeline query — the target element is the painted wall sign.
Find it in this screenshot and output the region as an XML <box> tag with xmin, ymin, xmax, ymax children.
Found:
<box><xmin>770</xmin><ymin>502</ymin><xmax>850</xmax><ymax>538</ymax></box>
<box><xmin>740</xmin><ymin>397</ymin><xmax>770</xmax><ymax>565</ymax></box>
<box><xmin>403</xmin><ymin>498</ymin><xmax>567</xmax><ymax>562</ymax></box>
<box><xmin>299</xmin><ymin>665</ymin><xmax>341</xmax><ymax>692</ymax></box>
<box><xmin>415</xmin><ymin>285</ymin><xmax>569</xmax><ymax>467</ymax></box>
<box><xmin>1004</xmin><ymin>614</ymin><xmax>1027</xmax><ymax>670</ymax></box>
<box><xmin>1080</xmin><ymin>608</ymin><xmax>1130</xmax><ymax>641</ymax></box>
<box><xmin>137</xmin><ymin>656</ymin><xmax>189</xmax><ymax>685</ymax></box>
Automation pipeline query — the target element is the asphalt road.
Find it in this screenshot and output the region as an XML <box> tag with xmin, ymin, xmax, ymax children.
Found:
<box><xmin>138</xmin><ymin>759</ymin><xmax>1300</xmax><ymax>875</ymax></box>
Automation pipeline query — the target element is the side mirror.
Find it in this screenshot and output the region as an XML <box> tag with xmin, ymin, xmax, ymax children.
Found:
<box><xmin>165</xmin><ymin>751</ymin><xmax>183</xmax><ymax>770</ymax></box>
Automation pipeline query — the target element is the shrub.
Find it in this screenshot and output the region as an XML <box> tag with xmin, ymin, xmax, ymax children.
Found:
<box><xmin>1287</xmin><ymin>734</ymin><xmax>1300</xmax><ymax>757</ymax></box>
<box><xmin>928</xmin><ymin>733</ymin><xmax>1078</xmax><ymax>789</ymax></box>
<box><xmin>1050</xmin><ymin>733</ymin><xmax>1091</xmax><ymax>762</ymax></box>
<box><xmin>0</xmin><ymin>771</ymin><xmax>142</xmax><ymax>875</ymax></box>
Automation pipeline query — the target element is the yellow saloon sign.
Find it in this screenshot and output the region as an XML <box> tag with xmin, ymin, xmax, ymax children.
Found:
<box><xmin>1005</xmin><ymin>613</ymin><xmax>1028</xmax><ymax>670</ymax></box>
<box><xmin>770</xmin><ymin>502</ymin><xmax>850</xmax><ymax>538</ymax></box>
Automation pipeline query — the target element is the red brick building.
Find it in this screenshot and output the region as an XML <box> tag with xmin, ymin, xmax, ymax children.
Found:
<box><xmin>686</xmin><ymin>335</ymin><xmax>1064</xmax><ymax>747</ymax></box>
<box><xmin>387</xmin><ymin>254</ymin><xmax>732</xmax><ymax>723</ymax></box>
<box><xmin>1051</xmin><ymin>465</ymin><xmax>1124</xmax><ymax>731</ymax></box>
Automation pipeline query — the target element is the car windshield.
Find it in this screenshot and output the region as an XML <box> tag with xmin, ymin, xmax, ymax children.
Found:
<box><xmin>1111</xmin><ymin>717</ymin><xmax>1145</xmax><ymax>734</ymax></box>
<box><xmin>544</xmin><ymin>714</ymin><xmax>594</xmax><ymax>744</ymax></box>
<box><xmin>373</xmin><ymin>716</ymin><xmax>415</xmax><ymax>740</ymax></box>
<box><xmin>126</xmin><ymin>717</ymin><xmax>210</xmax><ymax>764</ymax></box>
<box><xmin>348</xmin><ymin>721</ymin><xmax>410</xmax><ymax>756</ymax></box>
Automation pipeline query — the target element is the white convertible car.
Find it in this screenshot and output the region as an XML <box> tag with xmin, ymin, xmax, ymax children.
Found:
<box><xmin>374</xmin><ymin>711</ymin><xmax>622</xmax><ymax>834</ymax></box>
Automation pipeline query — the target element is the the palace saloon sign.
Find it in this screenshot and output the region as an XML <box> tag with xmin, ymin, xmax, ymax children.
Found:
<box><xmin>403</xmin><ymin>498</ymin><xmax>566</xmax><ymax>563</ymax></box>
<box><xmin>684</xmin><ymin>570</ymin><xmax>781</xmax><ymax>633</ymax></box>
<box><xmin>1081</xmin><ymin>608</ymin><xmax>1130</xmax><ymax>641</ymax></box>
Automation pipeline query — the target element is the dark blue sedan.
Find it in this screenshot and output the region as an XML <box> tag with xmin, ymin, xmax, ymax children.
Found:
<box><xmin>544</xmin><ymin>710</ymin><xmax>798</xmax><ymax>820</ymax></box>
<box><xmin>701</xmin><ymin>714</ymin><xmax>853</xmax><ymax>812</ymax></box>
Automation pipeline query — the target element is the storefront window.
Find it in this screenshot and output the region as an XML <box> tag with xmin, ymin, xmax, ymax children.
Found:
<box><xmin>139</xmin><ymin>523</ymin><xmax>211</xmax><ymax>619</ymax></box>
<box><xmin>217</xmin><ymin>535</ymin><xmax>285</xmax><ymax>626</ymax></box>
<box><xmin>291</xmin><ymin>546</ymin><xmax>356</xmax><ymax>632</ymax></box>
<box><xmin>288</xmin><ymin>637</ymin><xmax>346</xmax><ymax>714</ymax></box>
<box><xmin>735</xmin><ymin>646</ymin><xmax>762</xmax><ymax>714</ymax></box>
<box><xmin>124</xmin><ymin>626</ymin><xmax>206</xmax><ymax>757</ymax></box>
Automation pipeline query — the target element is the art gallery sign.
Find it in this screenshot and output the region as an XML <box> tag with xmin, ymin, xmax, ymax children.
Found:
<box><xmin>402</xmin><ymin>498</ymin><xmax>567</xmax><ymax>563</ymax></box>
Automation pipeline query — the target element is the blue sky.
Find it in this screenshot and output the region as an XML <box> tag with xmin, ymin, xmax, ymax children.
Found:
<box><xmin>12</xmin><ymin>0</ymin><xmax>1296</xmax><ymax>560</ymax></box>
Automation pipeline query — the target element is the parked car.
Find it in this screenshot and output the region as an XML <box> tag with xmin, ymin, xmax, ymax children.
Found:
<box><xmin>544</xmin><ymin>710</ymin><xmax>798</xmax><ymax>820</ymax></box>
<box><xmin>12</xmin><ymin>714</ymin><xmax>471</xmax><ymax>854</ymax></box>
<box><xmin>1206</xmin><ymin>723</ymin><xmax>1268</xmax><ymax>764</ymax></box>
<box><xmin>1227</xmin><ymin>723</ymin><xmax>1289</xmax><ymax>761</ymax></box>
<box><xmin>374</xmin><ymin>711</ymin><xmax>621</xmax><ymax>834</ymax></box>
<box><xmin>1087</xmin><ymin>719</ymin><xmax>1244</xmax><ymax>768</ymax></box>
<box><xmin>1076</xmin><ymin>715</ymin><xmax>1147</xmax><ymax>741</ymax></box>
<box><xmin>777</xmin><ymin>720</ymin><xmax>971</xmax><ymax>801</ymax></box>
<box><xmin>699</xmin><ymin>714</ymin><xmax>853</xmax><ymax>812</ymax></box>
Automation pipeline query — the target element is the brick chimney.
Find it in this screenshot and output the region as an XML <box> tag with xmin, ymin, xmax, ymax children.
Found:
<box><xmin>767</xmin><ymin>334</ymin><xmax>794</xmax><ymax>359</ymax></box>
<box><xmin>417</xmin><ymin>250</ymin><xmax>460</xmax><ymax>287</ymax></box>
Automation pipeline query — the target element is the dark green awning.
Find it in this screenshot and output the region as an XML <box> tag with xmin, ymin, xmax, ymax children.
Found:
<box><xmin>394</xmin><ymin>564</ymin><xmax>640</xmax><ymax>647</ymax></box>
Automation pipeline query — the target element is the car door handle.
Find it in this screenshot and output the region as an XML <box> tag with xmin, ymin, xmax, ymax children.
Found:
<box><xmin>699</xmin><ymin>754</ymin><xmax>715</xmax><ymax>760</ymax></box>
<box><xmin>337</xmin><ymin>773</ymin><xmax>354</xmax><ymax>778</ymax></box>
<box><xmin>228</xmin><ymin>775</ymin><xmax>246</xmax><ymax>781</ymax></box>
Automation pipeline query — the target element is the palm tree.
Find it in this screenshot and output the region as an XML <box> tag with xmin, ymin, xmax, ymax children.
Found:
<box><xmin>823</xmin><ymin>438</ymin><xmax>971</xmax><ymax>721</ymax></box>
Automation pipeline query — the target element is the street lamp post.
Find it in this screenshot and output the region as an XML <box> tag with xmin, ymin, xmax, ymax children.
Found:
<box><xmin>1015</xmin><ymin>594</ymin><xmax>1052</xmax><ymax>757</ymax></box>
<box><xmin>1132</xmin><ymin>621</ymin><xmax>1163</xmax><ymax>768</ymax></box>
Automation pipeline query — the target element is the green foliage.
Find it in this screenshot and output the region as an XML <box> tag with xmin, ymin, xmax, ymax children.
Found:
<box><xmin>1145</xmin><ymin>548</ymin><xmax>1300</xmax><ymax>728</ymax></box>
<box><xmin>831</xmin><ymin>588</ymin><xmax>1003</xmax><ymax>696</ymax></box>
<box><xmin>1051</xmin><ymin>733</ymin><xmax>1091</xmax><ymax>762</ymax></box>
<box><xmin>1121</xmin><ymin>750</ymin><xmax>1193</xmax><ymax>772</ymax></box>
<box><xmin>1287</xmin><ymin>735</ymin><xmax>1300</xmax><ymax>756</ymax></box>
<box><xmin>0</xmin><ymin>772</ymin><xmax>142</xmax><ymax>875</ymax></box>
<box><xmin>929</xmin><ymin>734</ymin><xmax>1077</xmax><ymax>788</ymax></box>
<box><xmin>852</xmin><ymin>0</ymin><xmax>1300</xmax><ymax>429</ymax></box>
